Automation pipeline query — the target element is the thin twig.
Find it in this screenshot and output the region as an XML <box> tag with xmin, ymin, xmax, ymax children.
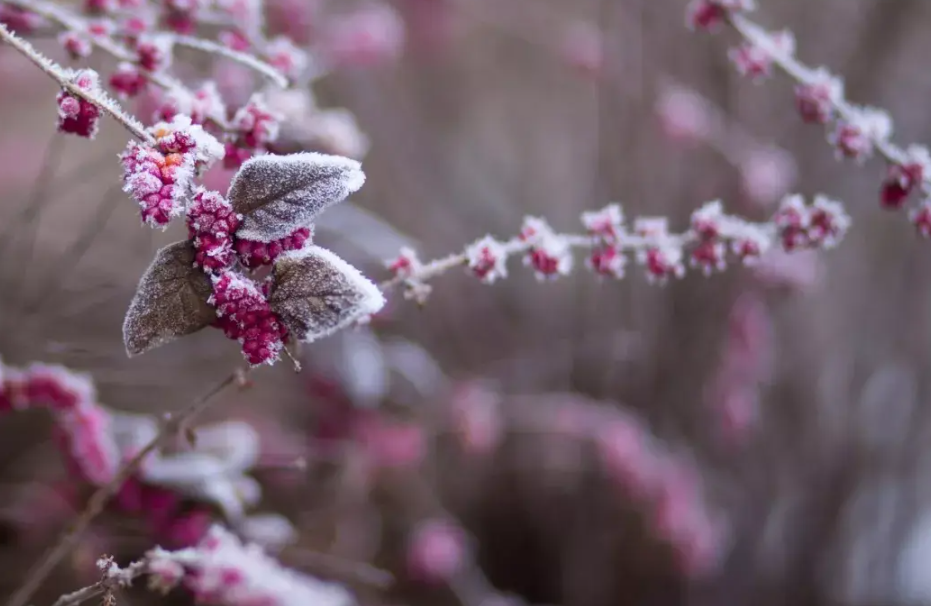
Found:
<box><xmin>173</xmin><ymin>35</ymin><xmax>288</xmax><ymax>88</ymax></box>
<box><xmin>0</xmin><ymin>21</ymin><xmax>152</xmax><ymax>143</ymax></box>
<box><xmin>725</xmin><ymin>13</ymin><xmax>919</xmax><ymax>191</ymax></box>
<box><xmin>2</xmin><ymin>0</ymin><xmax>287</xmax><ymax>89</ymax></box>
<box><xmin>5</xmin><ymin>371</ymin><xmax>244</xmax><ymax>606</ymax></box>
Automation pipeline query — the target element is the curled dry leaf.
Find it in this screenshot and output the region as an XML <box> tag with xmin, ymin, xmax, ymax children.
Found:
<box><xmin>268</xmin><ymin>246</ymin><xmax>385</xmax><ymax>343</ymax></box>
<box><xmin>123</xmin><ymin>240</ymin><xmax>217</xmax><ymax>356</ymax></box>
<box><xmin>227</xmin><ymin>152</ymin><xmax>366</xmax><ymax>242</ymax></box>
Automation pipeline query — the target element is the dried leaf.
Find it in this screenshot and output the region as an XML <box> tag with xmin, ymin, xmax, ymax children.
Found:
<box><xmin>123</xmin><ymin>240</ymin><xmax>217</xmax><ymax>356</ymax></box>
<box><xmin>227</xmin><ymin>152</ymin><xmax>365</xmax><ymax>242</ymax></box>
<box><xmin>268</xmin><ymin>246</ymin><xmax>385</xmax><ymax>343</ymax></box>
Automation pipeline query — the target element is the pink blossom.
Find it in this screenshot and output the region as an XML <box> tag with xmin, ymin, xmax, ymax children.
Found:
<box><xmin>320</xmin><ymin>4</ymin><xmax>406</xmax><ymax>68</ymax></box>
<box><xmin>406</xmin><ymin>519</ymin><xmax>468</xmax><ymax>584</ymax></box>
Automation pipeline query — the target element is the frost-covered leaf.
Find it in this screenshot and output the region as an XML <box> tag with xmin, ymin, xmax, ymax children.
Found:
<box><xmin>227</xmin><ymin>152</ymin><xmax>365</xmax><ymax>242</ymax></box>
<box><xmin>268</xmin><ymin>246</ymin><xmax>385</xmax><ymax>343</ymax></box>
<box><xmin>123</xmin><ymin>241</ymin><xmax>217</xmax><ymax>356</ymax></box>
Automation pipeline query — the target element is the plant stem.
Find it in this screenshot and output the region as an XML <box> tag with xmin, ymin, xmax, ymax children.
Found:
<box><xmin>0</xmin><ymin>21</ymin><xmax>152</xmax><ymax>144</ymax></box>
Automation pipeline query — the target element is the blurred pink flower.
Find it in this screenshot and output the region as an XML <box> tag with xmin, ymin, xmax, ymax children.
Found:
<box><xmin>406</xmin><ymin>518</ymin><xmax>468</xmax><ymax>584</ymax></box>
<box><xmin>739</xmin><ymin>146</ymin><xmax>797</xmax><ymax>207</ymax></box>
<box><xmin>320</xmin><ymin>4</ymin><xmax>406</xmax><ymax>69</ymax></box>
<box><xmin>449</xmin><ymin>380</ymin><xmax>503</xmax><ymax>455</ymax></box>
<box><xmin>656</xmin><ymin>85</ymin><xmax>715</xmax><ymax>144</ymax></box>
<box><xmin>560</xmin><ymin>22</ymin><xmax>602</xmax><ymax>78</ymax></box>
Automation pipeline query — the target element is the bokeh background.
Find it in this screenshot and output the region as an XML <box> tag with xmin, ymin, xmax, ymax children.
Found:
<box><xmin>4</xmin><ymin>1</ymin><xmax>931</xmax><ymax>605</ymax></box>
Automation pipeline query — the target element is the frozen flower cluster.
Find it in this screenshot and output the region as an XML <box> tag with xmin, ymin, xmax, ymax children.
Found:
<box><xmin>385</xmin><ymin>194</ymin><xmax>849</xmax><ymax>301</ymax></box>
<box><xmin>594</xmin><ymin>412</ymin><xmax>727</xmax><ymax>577</ymax></box>
<box><xmin>0</xmin><ymin>359</ymin><xmax>291</xmax><ymax>551</ymax></box>
<box><xmin>121</xmin><ymin>115</ymin><xmax>224</xmax><ymax>226</ymax></box>
<box><xmin>122</xmin><ymin>152</ymin><xmax>385</xmax><ymax>367</ymax></box>
<box><xmin>688</xmin><ymin>0</ymin><xmax>931</xmax><ymax>237</ymax></box>
<box><xmin>0</xmin><ymin>359</ymin><xmax>119</xmax><ymax>486</ymax></box>
<box><xmin>146</xmin><ymin>525</ymin><xmax>354</xmax><ymax>606</ymax></box>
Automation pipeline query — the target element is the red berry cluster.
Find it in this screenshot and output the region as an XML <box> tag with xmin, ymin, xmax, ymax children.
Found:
<box><xmin>56</xmin><ymin>70</ymin><xmax>102</xmax><ymax>138</ymax></box>
<box><xmin>209</xmin><ymin>272</ymin><xmax>289</xmax><ymax>366</ymax></box>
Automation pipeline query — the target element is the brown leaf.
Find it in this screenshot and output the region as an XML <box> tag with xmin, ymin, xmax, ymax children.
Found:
<box><xmin>123</xmin><ymin>240</ymin><xmax>217</xmax><ymax>356</ymax></box>
<box><xmin>227</xmin><ymin>152</ymin><xmax>365</xmax><ymax>243</ymax></box>
<box><xmin>268</xmin><ymin>246</ymin><xmax>385</xmax><ymax>343</ymax></box>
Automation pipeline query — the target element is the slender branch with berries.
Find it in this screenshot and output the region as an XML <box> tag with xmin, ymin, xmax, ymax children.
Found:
<box><xmin>383</xmin><ymin>195</ymin><xmax>850</xmax><ymax>303</ymax></box>
<box><xmin>687</xmin><ymin>0</ymin><xmax>931</xmax><ymax>236</ymax></box>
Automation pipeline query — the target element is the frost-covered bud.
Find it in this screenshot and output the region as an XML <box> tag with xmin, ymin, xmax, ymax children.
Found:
<box><xmin>136</xmin><ymin>34</ymin><xmax>173</xmax><ymax>72</ymax></box>
<box><xmin>264</xmin><ymin>36</ymin><xmax>308</xmax><ymax>80</ymax></box>
<box><xmin>686</xmin><ymin>0</ymin><xmax>755</xmax><ymax>32</ymax></box>
<box><xmin>209</xmin><ymin>272</ymin><xmax>267</xmax><ymax>323</ymax></box>
<box><xmin>581</xmin><ymin>203</ymin><xmax>624</xmax><ymax>243</ymax></box>
<box><xmin>633</xmin><ymin>216</ymin><xmax>670</xmax><ymax>239</ymax></box>
<box><xmin>640</xmin><ymin>243</ymin><xmax>686</xmax><ymax>283</ymax></box>
<box><xmin>56</xmin><ymin>70</ymin><xmax>101</xmax><ymax>138</ymax></box>
<box><xmin>120</xmin><ymin>141</ymin><xmax>191</xmax><ymax>227</ymax></box>
<box><xmin>728</xmin><ymin>30</ymin><xmax>794</xmax><ymax>81</ymax></box>
<box><xmin>209</xmin><ymin>272</ymin><xmax>287</xmax><ymax>366</ymax></box>
<box><xmin>910</xmin><ymin>200</ymin><xmax>931</xmax><ymax>238</ymax></box>
<box><xmin>230</xmin><ymin>95</ymin><xmax>282</xmax><ymax>149</ymax></box>
<box><xmin>109</xmin><ymin>62</ymin><xmax>147</xmax><ymax>98</ymax></box>
<box><xmin>807</xmin><ymin>195</ymin><xmax>849</xmax><ymax>249</ymax></box>
<box><xmin>690</xmin><ymin>200</ymin><xmax>725</xmax><ymax>240</ymax></box>
<box><xmin>525</xmin><ymin>234</ymin><xmax>573</xmax><ymax>280</ymax></box>
<box><xmin>880</xmin><ymin>146</ymin><xmax>931</xmax><ymax>209</ymax></box>
<box><xmin>187</xmin><ymin>189</ymin><xmax>241</xmax><ymax>237</ymax></box>
<box><xmin>587</xmin><ymin>245</ymin><xmax>626</xmax><ymax>279</ymax></box>
<box><xmin>794</xmin><ymin>69</ymin><xmax>843</xmax><ymax>124</ymax></box>
<box><xmin>772</xmin><ymin>194</ymin><xmax>809</xmax><ymax>251</ymax></box>
<box><xmin>235</xmin><ymin>227</ymin><xmax>311</xmax><ymax>268</ymax></box>
<box><xmin>386</xmin><ymin>246</ymin><xmax>422</xmax><ymax>280</ymax></box>
<box><xmin>223</xmin><ymin>143</ymin><xmax>253</xmax><ymax>169</ymax></box>
<box><xmin>690</xmin><ymin>240</ymin><xmax>726</xmax><ymax>275</ymax></box>
<box><xmin>162</xmin><ymin>0</ymin><xmax>203</xmax><ymax>34</ymax></box>
<box><xmin>193</xmin><ymin>232</ymin><xmax>235</xmax><ymax>272</ymax></box>
<box><xmin>85</xmin><ymin>0</ymin><xmax>118</xmax><ymax>13</ymax></box>
<box><xmin>86</xmin><ymin>18</ymin><xmax>115</xmax><ymax>38</ymax></box>
<box><xmin>406</xmin><ymin>519</ymin><xmax>469</xmax><ymax>584</ymax></box>
<box><xmin>519</xmin><ymin>216</ymin><xmax>552</xmax><ymax>243</ymax></box>
<box><xmin>59</xmin><ymin>31</ymin><xmax>92</xmax><ymax>60</ymax></box>
<box><xmin>829</xmin><ymin>107</ymin><xmax>893</xmax><ymax>162</ymax></box>
<box><xmin>117</xmin><ymin>12</ymin><xmax>152</xmax><ymax>45</ymax></box>
<box><xmin>730</xmin><ymin>226</ymin><xmax>771</xmax><ymax>264</ymax></box>
<box><xmin>464</xmin><ymin>236</ymin><xmax>508</xmax><ymax>283</ymax></box>
<box><xmin>830</xmin><ymin>124</ymin><xmax>865</xmax><ymax>157</ymax></box>
<box><xmin>151</xmin><ymin>115</ymin><xmax>225</xmax><ymax>166</ymax></box>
